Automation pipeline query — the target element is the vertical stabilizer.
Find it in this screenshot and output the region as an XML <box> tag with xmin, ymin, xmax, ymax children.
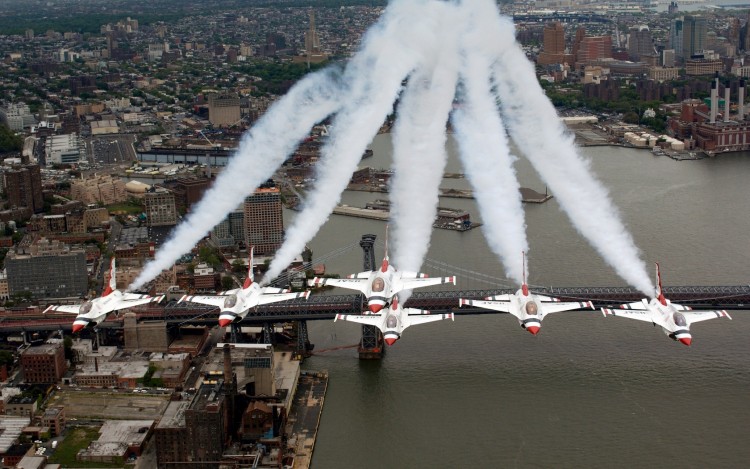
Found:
<box><xmin>655</xmin><ymin>262</ymin><xmax>667</xmax><ymax>306</ymax></box>
<box><xmin>381</xmin><ymin>225</ymin><xmax>390</xmax><ymax>272</ymax></box>
<box><xmin>243</xmin><ymin>247</ymin><xmax>255</xmax><ymax>289</ymax></box>
<box><xmin>102</xmin><ymin>258</ymin><xmax>116</xmax><ymax>297</ymax></box>
<box><xmin>521</xmin><ymin>251</ymin><xmax>529</xmax><ymax>296</ymax></box>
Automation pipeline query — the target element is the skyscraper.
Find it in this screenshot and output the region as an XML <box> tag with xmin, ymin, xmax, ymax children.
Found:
<box><xmin>3</xmin><ymin>164</ymin><xmax>44</xmax><ymax>213</ymax></box>
<box><xmin>670</xmin><ymin>18</ymin><xmax>684</xmax><ymax>59</ymax></box>
<box><xmin>628</xmin><ymin>26</ymin><xmax>655</xmax><ymax>62</ymax></box>
<box><xmin>537</xmin><ymin>21</ymin><xmax>566</xmax><ymax>66</ymax></box>
<box><xmin>243</xmin><ymin>185</ymin><xmax>283</xmax><ymax>255</ymax></box>
<box><xmin>682</xmin><ymin>15</ymin><xmax>707</xmax><ymax>59</ymax></box>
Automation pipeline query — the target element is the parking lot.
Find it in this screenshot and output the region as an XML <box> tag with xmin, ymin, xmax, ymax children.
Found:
<box><xmin>50</xmin><ymin>389</ymin><xmax>170</xmax><ymax>420</ymax></box>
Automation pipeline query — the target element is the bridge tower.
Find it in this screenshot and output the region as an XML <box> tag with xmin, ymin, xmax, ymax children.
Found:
<box><xmin>295</xmin><ymin>320</ymin><xmax>312</xmax><ymax>358</ymax></box>
<box><xmin>358</xmin><ymin>234</ymin><xmax>384</xmax><ymax>359</ymax></box>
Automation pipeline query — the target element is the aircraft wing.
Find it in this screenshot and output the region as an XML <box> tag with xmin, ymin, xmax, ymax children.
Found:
<box><xmin>541</xmin><ymin>301</ymin><xmax>594</xmax><ymax>316</ymax></box>
<box><xmin>333</xmin><ymin>313</ymin><xmax>382</xmax><ymax>327</ymax></box>
<box><xmin>348</xmin><ymin>272</ymin><xmax>373</xmax><ymax>279</ymax></box>
<box><xmin>309</xmin><ymin>277</ymin><xmax>370</xmax><ymax>294</ymax></box>
<box><xmin>112</xmin><ymin>296</ymin><xmax>161</xmax><ymax>310</ymax></box>
<box><xmin>178</xmin><ymin>294</ymin><xmax>227</xmax><ymax>308</ymax></box>
<box><xmin>668</xmin><ymin>303</ymin><xmax>693</xmax><ymax>311</ymax></box>
<box><xmin>44</xmin><ymin>304</ymin><xmax>82</xmax><ymax>315</ymax></box>
<box><xmin>459</xmin><ymin>298</ymin><xmax>513</xmax><ymax>314</ymax></box>
<box><xmin>683</xmin><ymin>310</ymin><xmax>732</xmax><ymax>324</ymax></box>
<box><xmin>601</xmin><ymin>308</ymin><xmax>657</xmax><ymax>323</ymax></box>
<box><xmin>396</xmin><ymin>276</ymin><xmax>456</xmax><ymax>292</ymax></box>
<box><xmin>406</xmin><ymin>310</ymin><xmax>454</xmax><ymax>326</ymax></box>
<box><xmin>261</xmin><ymin>286</ymin><xmax>289</xmax><ymax>294</ymax></box>
<box><xmin>485</xmin><ymin>294</ymin><xmax>513</xmax><ymax>301</ymax></box>
<box><xmin>258</xmin><ymin>291</ymin><xmax>310</xmax><ymax>306</ymax></box>
<box><xmin>618</xmin><ymin>300</ymin><xmax>648</xmax><ymax>310</ymax></box>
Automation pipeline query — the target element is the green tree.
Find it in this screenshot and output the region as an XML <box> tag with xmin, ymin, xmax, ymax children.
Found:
<box><xmin>0</xmin><ymin>124</ymin><xmax>23</xmax><ymax>153</ymax></box>
<box><xmin>221</xmin><ymin>275</ymin><xmax>235</xmax><ymax>291</ymax></box>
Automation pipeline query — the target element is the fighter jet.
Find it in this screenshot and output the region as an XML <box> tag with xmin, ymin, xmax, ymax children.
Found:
<box><xmin>601</xmin><ymin>263</ymin><xmax>731</xmax><ymax>346</ymax></box>
<box><xmin>309</xmin><ymin>231</ymin><xmax>456</xmax><ymax>312</ymax></box>
<box><xmin>44</xmin><ymin>258</ymin><xmax>163</xmax><ymax>333</ymax></box>
<box><xmin>334</xmin><ymin>296</ymin><xmax>454</xmax><ymax>345</ymax></box>
<box><xmin>178</xmin><ymin>248</ymin><xmax>310</xmax><ymax>327</ymax></box>
<box><xmin>459</xmin><ymin>252</ymin><xmax>593</xmax><ymax>335</ymax></box>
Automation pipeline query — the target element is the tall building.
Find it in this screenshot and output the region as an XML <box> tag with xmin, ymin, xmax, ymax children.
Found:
<box><xmin>3</xmin><ymin>164</ymin><xmax>44</xmax><ymax>213</ymax></box>
<box><xmin>5</xmin><ymin>237</ymin><xmax>88</xmax><ymax>298</ymax></box>
<box><xmin>185</xmin><ymin>382</ymin><xmax>228</xmax><ymax>467</ymax></box>
<box><xmin>537</xmin><ymin>21</ymin><xmax>566</xmax><ymax>65</ymax></box>
<box><xmin>144</xmin><ymin>188</ymin><xmax>177</xmax><ymax>227</ymax></box>
<box><xmin>20</xmin><ymin>343</ymin><xmax>67</xmax><ymax>384</ymax></box>
<box><xmin>576</xmin><ymin>36</ymin><xmax>613</xmax><ymax>66</ymax></box>
<box><xmin>682</xmin><ymin>15</ymin><xmax>707</xmax><ymax>59</ymax></box>
<box><xmin>208</xmin><ymin>94</ymin><xmax>241</xmax><ymax>128</ymax></box>
<box><xmin>243</xmin><ymin>186</ymin><xmax>283</xmax><ymax>255</ymax></box>
<box><xmin>670</xmin><ymin>18</ymin><xmax>684</xmax><ymax>59</ymax></box>
<box><xmin>628</xmin><ymin>26</ymin><xmax>654</xmax><ymax>62</ymax></box>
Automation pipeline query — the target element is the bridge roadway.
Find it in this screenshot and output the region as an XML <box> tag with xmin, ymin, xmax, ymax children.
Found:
<box><xmin>0</xmin><ymin>285</ymin><xmax>748</xmax><ymax>333</ymax></box>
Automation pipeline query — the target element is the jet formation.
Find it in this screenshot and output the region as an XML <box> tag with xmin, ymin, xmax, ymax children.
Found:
<box><xmin>56</xmin><ymin>251</ymin><xmax>730</xmax><ymax>348</ymax></box>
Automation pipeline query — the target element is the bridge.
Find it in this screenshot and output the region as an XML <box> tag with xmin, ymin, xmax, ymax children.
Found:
<box><xmin>512</xmin><ymin>12</ymin><xmax>613</xmax><ymax>24</ymax></box>
<box><xmin>1</xmin><ymin>235</ymin><xmax>747</xmax><ymax>358</ymax></box>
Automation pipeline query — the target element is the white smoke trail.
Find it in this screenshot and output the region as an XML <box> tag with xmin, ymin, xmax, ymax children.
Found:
<box><xmin>469</xmin><ymin>0</ymin><xmax>653</xmax><ymax>294</ymax></box>
<box><xmin>389</xmin><ymin>3</ymin><xmax>463</xmax><ymax>281</ymax></box>
<box><xmin>450</xmin><ymin>11</ymin><xmax>528</xmax><ymax>285</ymax></box>
<box><xmin>128</xmin><ymin>67</ymin><xmax>344</xmax><ymax>290</ymax></box>
<box><xmin>264</xmin><ymin>0</ymin><xmax>453</xmax><ymax>282</ymax></box>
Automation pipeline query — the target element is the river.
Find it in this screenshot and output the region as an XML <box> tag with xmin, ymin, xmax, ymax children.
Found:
<box><xmin>288</xmin><ymin>134</ymin><xmax>749</xmax><ymax>468</ymax></box>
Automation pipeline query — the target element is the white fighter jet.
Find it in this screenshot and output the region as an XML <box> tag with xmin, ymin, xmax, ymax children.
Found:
<box><xmin>334</xmin><ymin>296</ymin><xmax>454</xmax><ymax>345</ymax></box>
<box><xmin>459</xmin><ymin>253</ymin><xmax>594</xmax><ymax>335</ymax></box>
<box><xmin>178</xmin><ymin>248</ymin><xmax>310</xmax><ymax>327</ymax></box>
<box><xmin>601</xmin><ymin>263</ymin><xmax>732</xmax><ymax>346</ymax></box>
<box><xmin>309</xmin><ymin>233</ymin><xmax>455</xmax><ymax>313</ymax></box>
<box><xmin>44</xmin><ymin>258</ymin><xmax>163</xmax><ymax>333</ymax></box>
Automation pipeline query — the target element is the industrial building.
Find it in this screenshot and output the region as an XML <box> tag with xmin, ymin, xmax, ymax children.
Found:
<box><xmin>5</xmin><ymin>238</ymin><xmax>88</xmax><ymax>299</ymax></box>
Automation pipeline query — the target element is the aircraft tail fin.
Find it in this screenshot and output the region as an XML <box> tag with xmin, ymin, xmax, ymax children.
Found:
<box><xmin>521</xmin><ymin>251</ymin><xmax>529</xmax><ymax>296</ymax></box>
<box><xmin>381</xmin><ymin>225</ymin><xmax>390</xmax><ymax>272</ymax></box>
<box><xmin>243</xmin><ymin>247</ymin><xmax>255</xmax><ymax>289</ymax></box>
<box><xmin>655</xmin><ymin>262</ymin><xmax>667</xmax><ymax>306</ymax></box>
<box><xmin>102</xmin><ymin>258</ymin><xmax>116</xmax><ymax>297</ymax></box>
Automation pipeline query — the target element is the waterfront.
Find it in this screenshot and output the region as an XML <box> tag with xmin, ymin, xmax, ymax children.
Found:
<box><xmin>292</xmin><ymin>135</ymin><xmax>750</xmax><ymax>468</ymax></box>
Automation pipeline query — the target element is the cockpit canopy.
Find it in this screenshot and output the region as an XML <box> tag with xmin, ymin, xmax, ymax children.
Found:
<box><xmin>371</xmin><ymin>277</ymin><xmax>386</xmax><ymax>293</ymax></box>
<box><xmin>673</xmin><ymin>312</ymin><xmax>687</xmax><ymax>327</ymax></box>
<box><xmin>79</xmin><ymin>301</ymin><xmax>93</xmax><ymax>315</ymax></box>
<box><xmin>524</xmin><ymin>301</ymin><xmax>538</xmax><ymax>316</ymax></box>
<box><xmin>386</xmin><ymin>314</ymin><xmax>398</xmax><ymax>329</ymax></box>
<box><xmin>224</xmin><ymin>294</ymin><xmax>238</xmax><ymax>309</ymax></box>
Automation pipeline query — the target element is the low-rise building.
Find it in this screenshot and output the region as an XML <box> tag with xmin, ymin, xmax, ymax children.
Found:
<box><xmin>20</xmin><ymin>342</ymin><xmax>67</xmax><ymax>384</ymax></box>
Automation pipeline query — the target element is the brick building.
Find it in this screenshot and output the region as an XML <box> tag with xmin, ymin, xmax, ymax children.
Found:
<box><xmin>20</xmin><ymin>343</ymin><xmax>67</xmax><ymax>384</ymax></box>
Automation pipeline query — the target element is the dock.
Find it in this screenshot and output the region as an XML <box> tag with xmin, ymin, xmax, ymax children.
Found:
<box><xmin>286</xmin><ymin>370</ymin><xmax>328</xmax><ymax>469</ymax></box>
<box><xmin>333</xmin><ymin>200</ymin><xmax>482</xmax><ymax>231</ymax></box>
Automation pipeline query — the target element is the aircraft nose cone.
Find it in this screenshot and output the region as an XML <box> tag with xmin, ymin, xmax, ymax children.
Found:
<box><xmin>384</xmin><ymin>337</ymin><xmax>397</xmax><ymax>346</ymax></box>
<box><xmin>526</xmin><ymin>325</ymin><xmax>540</xmax><ymax>335</ymax></box>
<box><xmin>679</xmin><ymin>337</ymin><xmax>692</xmax><ymax>346</ymax></box>
<box><xmin>369</xmin><ymin>304</ymin><xmax>383</xmax><ymax>313</ymax></box>
<box><xmin>72</xmin><ymin>324</ymin><xmax>84</xmax><ymax>334</ymax></box>
<box><xmin>218</xmin><ymin>318</ymin><xmax>232</xmax><ymax>328</ymax></box>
